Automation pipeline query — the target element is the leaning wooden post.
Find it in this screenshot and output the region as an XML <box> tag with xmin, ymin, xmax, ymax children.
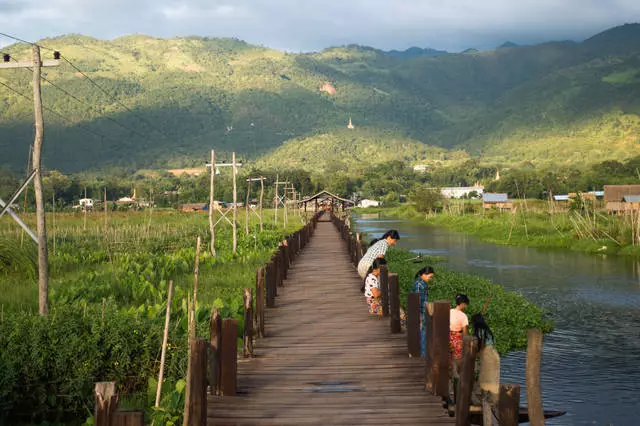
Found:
<box><xmin>407</xmin><ymin>293</ymin><xmax>421</xmax><ymax>357</ymax></box>
<box><xmin>526</xmin><ymin>329</ymin><xmax>544</xmax><ymax>426</ymax></box>
<box><xmin>220</xmin><ymin>318</ymin><xmax>238</xmax><ymax>396</ymax></box>
<box><xmin>155</xmin><ymin>280</ymin><xmax>174</xmax><ymax>407</ymax></box>
<box><xmin>499</xmin><ymin>384</ymin><xmax>520</xmax><ymax>426</ymax></box>
<box><xmin>94</xmin><ymin>382</ymin><xmax>119</xmax><ymax>426</ymax></box>
<box><xmin>209</xmin><ymin>308</ymin><xmax>221</xmax><ymax>396</ymax></box>
<box><xmin>431</xmin><ymin>300</ymin><xmax>450</xmax><ymax>399</ymax></box>
<box><xmin>389</xmin><ymin>273</ymin><xmax>401</xmax><ymax>333</ymax></box>
<box><xmin>455</xmin><ymin>336</ymin><xmax>479</xmax><ymax>426</ymax></box>
<box><xmin>243</xmin><ymin>288</ymin><xmax>254</xmax><ymax>357</ymax></box>
<box><xmin>184</xmin><ymin>339</ymin><xmax>207</xmax><ymax>426</ymax></box>
<box><xmin>256</xmin><ymin>267</ymin><xmax>265</xmax><ymax>337</ymax></box>
<box><xmin>379</xmin><ymin>264</ymin><xmax>390</xmax><ymax>317</ymax></box>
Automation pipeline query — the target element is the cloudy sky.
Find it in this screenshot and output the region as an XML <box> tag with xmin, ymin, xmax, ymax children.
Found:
<box><xmin>1</xmin><ymin>0</ymin><xmax>640</xmax><ymax>52</ymax></box>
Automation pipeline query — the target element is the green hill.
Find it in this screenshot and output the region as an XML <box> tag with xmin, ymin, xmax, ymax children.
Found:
<box><xmin>0</xmin><ymin>24</ymin><xmax>639</xmax><ymax>173</ymax></box>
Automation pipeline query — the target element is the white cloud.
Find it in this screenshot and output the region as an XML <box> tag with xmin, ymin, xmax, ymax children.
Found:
<box><xmin>0</xmin><ymin>0</ymin><xmax>639</xmax><ymax>51</ymax></box>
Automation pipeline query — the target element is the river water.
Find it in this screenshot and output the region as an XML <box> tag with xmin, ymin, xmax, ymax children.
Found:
<box><xmin>355</xmin><ymin>215</ymin><xmax>640</xmax><ymax>426</ymax></box>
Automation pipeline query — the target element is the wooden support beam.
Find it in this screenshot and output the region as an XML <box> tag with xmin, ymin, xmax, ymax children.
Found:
<box><xmin>113</xmin><ymin>410</ymin><xmax>144</xmax><ymax>426</ymax></box>
<box><xmin>407</xmin><ymin>293</ymin><xmax>421</xmax><ymax>357</ymax></box>
<box><xmin>243</xmin><ymin>288</ymin><xmax>254</xmax><ymax>358</ymax></box>
<box><xmin>499</xmin><ymin>384</ymin><xmax>520</xmax><ymax>426</ymax></box>
<box><xmin>94</xmin><ymin>382</ymin><xmax>118</xmax><ymax>426</ymax></box>
<box><xmin>255</xmin><ymin>267</ymin><xmax>265</xmax><ymax>338</ymax></box>
<box><xmin>185</xmin><ymin>339</ymin><xmax>207</xmax><ymax>425</ymax></box>
<box><xmin>379</xmin><ymin>264</ymin><xmax>390</xmax><ymax>317</ymax></box>
<box><xmin>389</xmin><ymin>273</ymin><xmax>401</xmax><ymax>334</ymax></box>
<box><xmin>209</xmin><ymin>309</ymin><xmax>221</xmax><ymax>395</ymax></box>
<box><xmin>431</xmin><ymin>300</ymin><xmax>450</xmax><ymax>399</ymax></box>
<box><xmin>221</xmin><ymin>319</ymin><xmax>238</xmax><ymax>396</ymax></box>
<box><xmin>455</xmin><ymin>336</ymin><xmax>479</xmax><ymax>426</ymax></box>
<box><xmin>266</xmin><ymin>261</ymin><xmax>275</xmax><ymax>308</ymax></box>
<box><xmin>526</xmin><ymin>329</ymin><xmax>544</xmax><ymax>426</ymax></box>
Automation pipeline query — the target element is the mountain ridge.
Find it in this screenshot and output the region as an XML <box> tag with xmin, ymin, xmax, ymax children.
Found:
<box><xmin>0</xmin><ymin>24</ymin><xmax>639</xmax><ymax>173</ymax></box>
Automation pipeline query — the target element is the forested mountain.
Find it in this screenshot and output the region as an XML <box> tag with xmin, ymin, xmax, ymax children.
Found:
<box><xmin>0</xmin><ymin>24</ymin><xmax>639</xmax><ymax>173</ymax></box>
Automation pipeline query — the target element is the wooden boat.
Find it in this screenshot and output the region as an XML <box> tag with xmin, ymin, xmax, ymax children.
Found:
<box><xmin>468</xmin><ymin>406</ymin><xmax>566</xmax><ymax>425</ymax></box>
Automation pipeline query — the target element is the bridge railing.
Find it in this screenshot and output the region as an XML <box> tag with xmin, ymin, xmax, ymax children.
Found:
<box><xmin>329</xmin><ymin>212</ymin><xmax>535</xmax><ymax>426</ymax></box>
<box><xmin>177</xmin><ymin>210</ymin><xmax>325</xmax><ymax>425</ymax></box>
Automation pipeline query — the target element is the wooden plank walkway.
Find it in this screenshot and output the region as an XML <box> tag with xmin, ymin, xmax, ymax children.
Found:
<box><xmin>207</xmin><ymin>219</ymin><xmax>454</xmax><ymax>425</ymax></box>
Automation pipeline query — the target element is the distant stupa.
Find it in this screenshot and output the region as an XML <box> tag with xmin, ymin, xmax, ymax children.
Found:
<box><xmin>347</xmin><ymin>117</ymin><xmax>355</xmax><ymax>129</ymax></box>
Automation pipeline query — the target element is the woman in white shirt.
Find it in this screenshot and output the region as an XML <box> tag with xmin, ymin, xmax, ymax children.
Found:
<box><xmin>357</xmin><ymin>230</ymin><xmax>400</xmax><ymax>279</ymax></box>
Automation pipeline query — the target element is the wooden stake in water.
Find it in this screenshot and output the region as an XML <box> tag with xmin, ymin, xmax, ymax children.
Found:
<box><xmin>52</xmin><ymin>192</ymin><xmax>56</xmax><ymax>256</ymax></box>
<box><xmin>245</xmin><ymin>176</ymin><xmax>251</xmax><ymax>236</ymax></box>
<box><xmin>155</xmin><ymin>280</ymin><xmax>174</xmax><ymax>407</ymax></box>
<box><xmin>259</xmin><ymin>176</ymin><xmax>264</xmax><ymax>232</ymax></box>
<box><xmin>104</xmin><ymin>188</ymin><xmax>107</xmax><ymax>229</ymax></box>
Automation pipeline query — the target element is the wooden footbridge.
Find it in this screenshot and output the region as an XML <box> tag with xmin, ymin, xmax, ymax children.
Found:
<box><xmin>203</xmin><ymin>212</ymin><xmax>454</xmax><ymax>425</ymax></box>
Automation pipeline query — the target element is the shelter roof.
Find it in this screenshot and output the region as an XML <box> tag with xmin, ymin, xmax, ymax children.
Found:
<box><xmin>299</xmin><ymin>190</ymin><xmax>354</xmax><ymax>205</ymax></box>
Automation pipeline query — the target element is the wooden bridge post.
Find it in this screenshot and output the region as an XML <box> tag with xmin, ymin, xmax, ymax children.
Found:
<box><xmin>424</xmin><ymin>302</ymin><xmax>434</xmax><ymax>392</ymax></box>
<box><xmin>255</xmin><ymin>268</ymin><xmax>265</xmax><ymax>337</ymax></box>
<box><xmin>379</xmin><ymin>264</ymin><xmax>390</xmax><ymax>317</ymax></box>
<box><xmin>526</xmin><ymin>329</ymin><xmax>544</xmax><ymax>426</ymax></box>
<box><xmin>220</xmin><ymin>319</ymin><xmax>238</xmax><ymax>396</ymax></box>
<box><xmin>273</xmin><ymin>255</ymin><xmax>281</xmax><ymax>293</ymax></box>
<box><xmin>243</xmin><ymin>288</ymin><xmax>254</xmax><ymax>358</ymax></box>
<box><xmin>277</xmin><ymin>249</ymin><xmax>285</xmax><ymax>287</ymax></box>
<box><xmin>499</xmin><ymin>384</ymin><xmax>520</xmax><ymax>426</ymax></box>
<box><xmin>407</xmin><ymin>293</ymin><xmax>421</xmax><ymax>357</ymax></box>
<box><xmin>185</xmin><ymin>339</ymin><xmax>208</xmax><ymax>425</ymax></box>
<box><xmin>389</xmin><ymin>273</ymin><xmax>401</xmax><ymax>333</ymax></box>
<box><xmin>113</xmin><ymin>410</ymin><xmax>144</xmax><ymax>426</ymax></box>
<box><xmin>429</xmin><ymin>300</ymin><xmax>450</xmax><ymax>399</ymax></box>
<box><xmin>455</xmin><ymin>336</ymin><xmax>479</xmax><ymax>426</ymax></box>
<box><xmin>266</xmin><ymin>261</ymin><xmax>275</xmax><ymax>308</ymax></box>
<box><xmin>209</xmin><ymin>308</ymin><xmax>221</xmax><ymax>395</ymax></box>
<box><xmin>94</xmin><ymin>381</ymin><xmax>118</xmax><ymax>426</ymax></box>
<box><xmin>281</xmin><ymin>244</ymin><xmax>288</xmax><ymax>280</ymax></box>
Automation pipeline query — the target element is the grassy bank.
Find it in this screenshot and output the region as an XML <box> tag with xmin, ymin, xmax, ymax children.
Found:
<box><xmin>357</xmin><ymin>204</ymin><xmax>640</xmax><ymax>257</ymax></box>
<box><xmin>0</xmin><ymin>210</ymin><xmax>305</xmax><ymax>425</ymax></box>
<box><xmin>386</xmin><ymin>247</ymin><xmax>553</xmax><ymax>354</ymax></box>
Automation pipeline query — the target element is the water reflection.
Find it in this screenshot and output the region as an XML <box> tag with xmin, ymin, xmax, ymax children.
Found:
<box><xmin>356</xmin><ymin>217</ymin><xmax>640</xmax><ymax>426</ymax></box>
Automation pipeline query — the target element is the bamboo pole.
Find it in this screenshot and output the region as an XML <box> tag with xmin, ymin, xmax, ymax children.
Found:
<box><xmin>52</xmin><ymin>192</ymin><xmax>56</xmax><ymax>256</ymax></box>
<box><xmin>193</xmin><ymin>237</ymin><xmax>201</xmax><ymax>309</ymax></box>
<box><xmin>245</xmin><ymin>176</ymin><xmax>251</xmax><ymax>236</ymax></box>
<box><xmin>259</xmin><ymin>176</ymin><xmax>264</xmax><ymax>231</ymax></box>
<box><xmin>232</xmin><ymin>152</ymin><xmax>238</xmax><ymax>253</ymax></box>
<box><xmin>83</xmin><ymin>186</ymin><xmax>87</xmax><ymax>232</ymax></box>
<box><xmin>209</xmin><ymin>150</ymin><xmax>216</xmax><ymax>257</ymax></box>
<box><xmin>155</xmin><ymin>280</ymin><xmax>174</xmax><ymax>407</ymax></box>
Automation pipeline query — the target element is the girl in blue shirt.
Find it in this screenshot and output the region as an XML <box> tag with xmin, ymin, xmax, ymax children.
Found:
<box><xmin>412</xmin><ymin>266</ymin><xmax>435</xmax><ymax>356</ymax></box>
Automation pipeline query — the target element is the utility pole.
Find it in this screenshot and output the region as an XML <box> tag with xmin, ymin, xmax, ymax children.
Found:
<box><xmin>206</xmin><ymin>153</ymin><xmax>242</xmax><ymax>254</ymax></box>
<box><xmin>273</xmin><ymin>177</ymin><xmax>290</xmax><ymax>228</ymax></box>
<box><xmin>246</xmin><ymin>177</ymin><xmax>266</xmax><ymax>233</ymax></box>
<box><xmin>2</xmin><ymin>47</ymin><xmax>60</xmax><ymax>316</ymax></box>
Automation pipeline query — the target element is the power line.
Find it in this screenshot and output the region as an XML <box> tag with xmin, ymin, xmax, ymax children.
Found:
<box><xmin>0</xmin><ymin>79</ymin><xmax>124</xmax><ymax>146</ymax></box>
<box><xmin>2</xmin><ymin>50</ymin><xmax>157</xmax><ymax>141</ymax></box>
<box><xmin>1</xmin><ymin>31</ymin><xmax>177</xmax><ymax>144</ymax></box>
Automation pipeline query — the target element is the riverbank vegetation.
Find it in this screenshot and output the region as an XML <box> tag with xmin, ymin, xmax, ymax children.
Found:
<box><xmin>384</xmin><ymin>247</ymin><xmax>553</xmax><ymax>354</ymax></box>
<box><xmin>0</xmin><ymin>210</ymin><xmax>303</xmax><ymax>425</ymax></box>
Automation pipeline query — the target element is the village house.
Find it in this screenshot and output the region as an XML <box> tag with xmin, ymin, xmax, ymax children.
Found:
<box><xmin>604</xmin><ymin>185</ymin><xmax>640</xmax><ymax>214</ymax></box>
<box><xmin>441</xmin><ymin>185</ymin><xmax>484</xmax><ymax>199</ymax></box>
<box><xmin>358</xmin><ymin>199</ymin><xmax>381</xmax><ymax>208</ymax></box>
<box><xmin>482</xmin><ymin>193</ymin><xmax>514</xmax><ymax>211</ymax></box>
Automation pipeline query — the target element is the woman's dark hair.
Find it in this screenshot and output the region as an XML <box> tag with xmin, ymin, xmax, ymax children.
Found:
<box><xmin>455</xmin><ymin>294</ymin><xmax>470</xmax><ymax>305</ymax></box>
<box><xmin>383</xmin><ymin>230</ymin><xmax>400</xmax><ymax>240</ymax></box>
<box><xmin>361</xmin><ymin>258</ymin><xmax>387</xmax><ymax>293</ymax></box>
<box><xmin>471</xmin><ymin>313</ymin><xmax>494</xmax><ymax>350</ymax></box>
<box><xmin>369</xmin><ymin>230</ymin><xmax>400</xmax><ymax>247</ymax></box>
<box><xmin>415</xmin><ymin>266</ymin><xmax>435</xmax><ymax>279</ymax></box>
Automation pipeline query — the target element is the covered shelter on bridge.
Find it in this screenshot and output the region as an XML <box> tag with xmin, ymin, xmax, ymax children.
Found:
<box><xmin>299</xmin><ymin>190</ymin><xmax>355</xmax><ymax>213</ymax></box>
